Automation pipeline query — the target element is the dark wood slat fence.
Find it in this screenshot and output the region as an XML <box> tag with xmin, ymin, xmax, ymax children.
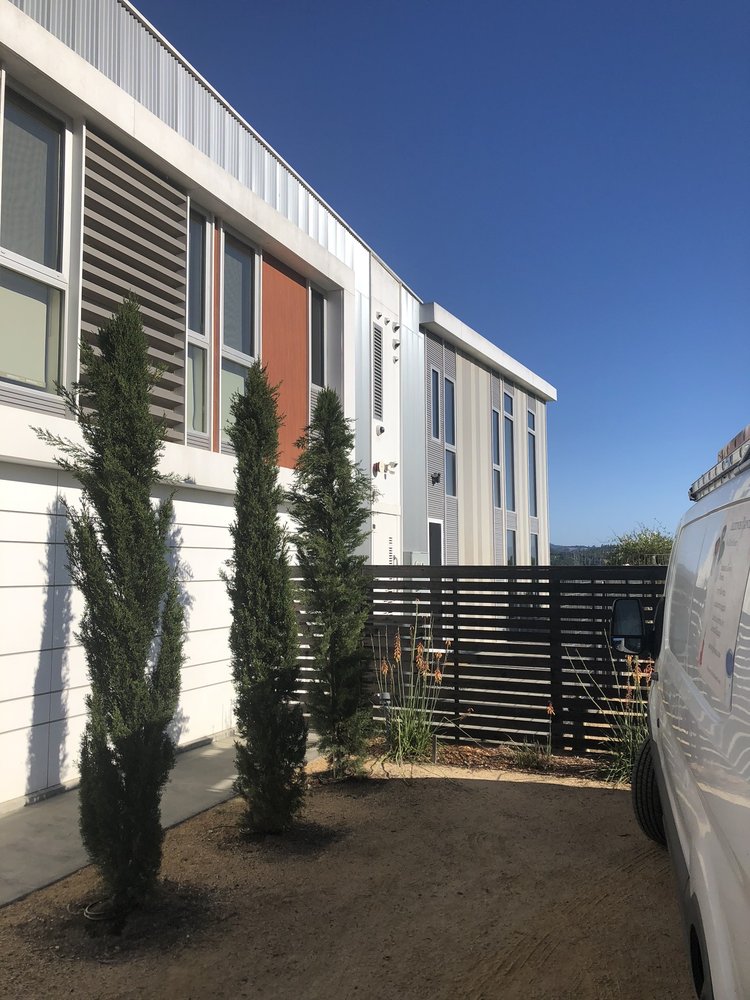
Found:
<box><xmin>291</xmin><ymin>564</ymin><xmax>663</xmax><ymax>757</ymax></box>
<box><xmin>361</xmin><ymin>564</ymin><xmax>666</xmax><ymax>754</ymax></box>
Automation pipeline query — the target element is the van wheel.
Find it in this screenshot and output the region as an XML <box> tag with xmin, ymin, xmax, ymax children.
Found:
<box><xmin>631</xmin><ymin>739</ymin><xmax>666</xmax><ymax>846</ymax></box>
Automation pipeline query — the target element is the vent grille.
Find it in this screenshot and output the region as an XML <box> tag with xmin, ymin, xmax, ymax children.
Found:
<box><xmin>81</xmin><ymin>130</ymin><xmax>188</xmax><ymax>441</ymax></box>
<box><xmin>372</xmin><ymin>325</ymin><xmax>383</xmax><ymax>421</ymax></box>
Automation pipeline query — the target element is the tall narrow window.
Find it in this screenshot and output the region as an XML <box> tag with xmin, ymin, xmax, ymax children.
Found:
<box><xmin>444</xmin><ymin>376</ymin><xmax>456</xmax><ymax>497</ymax></box>
<box><xmin>223</xmin><ymin>236</ymin><xmax>254</xmax><ymax>356</ymax></box>
<box><xmin>528</xmin><ymin>409</ymin><xmax>538</xmax><ymax>518</ymax></box>
<box><xmin>492</xmin><ymin>408</ymin><xmax>501</xmax><ymax>508</ymax></box>
<box><xmin>221</xmin><ymin>233</ymin><xmax>255</xmax><ymax>438</ymax></box>
<box><xmin>444</xmin><ymin>378</ymin><xmax>455</xmax><ymax>447</ymax></box>
<box><xmin>373</xmin><ymin>325</ymin><xmax>383</xmax><ymax>420</ymax></box>
<box><xmin>187</xmin><ymin>209</ymin><xmax>209</xmax><ymax>436</ymax></box>
<box><xmin>0</xmin><ymin>91</ymin><xmax>65</xmax><ymax>395</ymax></box>
<box><xmin>430</xmin><ymin>368</ymin><xmax>440</xmax><ymax>440</ymax></box>
<box><xmin>445</xmin><ymin>449</ymin><xmax>457</xmax><ymax>497</ymax></box>
<box><xmin>188</xmin><ymin>212</ymin><xmax>206</xmax><ymax>336</ymax></box>
<box><xmin>311</xmin><ymin>288</ymin><xmax>325</xmax><ymax>388</ymax></box>
<box><xmin>506</xmin><ymin>529</ymin><xmax>517</xmax><ymax>567</ymax></box>
<box><xmin>530</xmin><ymin>533</ymin><xmax>539</xmax><ymax>566</ymax></box>
<box><xmin>504</xmin><ymin>393</ymin><xmax>515</xmax><ymax>512</ymax></box>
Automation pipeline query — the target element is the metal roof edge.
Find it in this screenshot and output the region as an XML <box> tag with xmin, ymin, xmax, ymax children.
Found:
<box><xmin>419</xmin><ymin>302</ymin><xmax>557</xmax><ymax>402</ymax></box>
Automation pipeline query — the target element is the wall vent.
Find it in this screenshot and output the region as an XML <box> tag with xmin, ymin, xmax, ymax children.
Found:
<box><xmin>372</xmin><ymin>325</ymin><xmax>383</xmax><ymax>421</ymax></box>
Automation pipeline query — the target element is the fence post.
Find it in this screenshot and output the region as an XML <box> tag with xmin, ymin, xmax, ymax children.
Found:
<box><xmin>451</xmin><ymin>574</ymin><xmax>460</xmax><ymax>743</ymax></box>
<box><xmin>549</xmin><ymin>568</ymin><xmax>564</xmax><ymax>752</ymax></box>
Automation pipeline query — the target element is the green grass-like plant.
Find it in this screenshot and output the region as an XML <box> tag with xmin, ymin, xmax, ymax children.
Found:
<box><xmin>567</xmin><ymin>641</ymin><xmax>652</xmax><ymax>783</ymax></box>
<box><xmin>374</xmin><ymin>615</ymin><xmax>447</xmax><ymax>764</ymax></box>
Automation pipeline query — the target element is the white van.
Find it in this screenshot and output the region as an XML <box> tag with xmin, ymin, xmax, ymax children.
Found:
<box><xmin>612</xmin><ymin>428</ymin><xmax>750</xmax><ymax>1000</ymax></box>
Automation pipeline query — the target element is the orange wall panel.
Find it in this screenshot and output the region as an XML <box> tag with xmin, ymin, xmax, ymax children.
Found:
<box><xmin>261</xmin><ymin>256</ymin><xmax>308</xmax><ymax>469</ymax></box>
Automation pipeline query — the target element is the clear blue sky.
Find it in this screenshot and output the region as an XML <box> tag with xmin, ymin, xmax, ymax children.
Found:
<box><xmin>136</xmin><ymin>0</ymin><xmax>750</xmax><ymax>545</ymax></box>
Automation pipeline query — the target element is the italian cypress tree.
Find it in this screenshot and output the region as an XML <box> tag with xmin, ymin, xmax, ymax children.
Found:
<box><xmin>224</xmin><ymin>362</ymin><xmax>307</xmax><ymax>832</ymax></box>
<box><xmin>288</xmin><ymin>388</ymin><xmax>374</xmax><ymax>777</ymax></box>
<box><xmin>38</xmin><ymin>296</ymin><xmax>183</xmax><ymax>923</ymax></box>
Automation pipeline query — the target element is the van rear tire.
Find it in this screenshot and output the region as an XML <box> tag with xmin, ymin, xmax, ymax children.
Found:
<box><xmin>631</xmin><ymin>739</ymin><xmax>666</xmax><ymax>846</ymax></box>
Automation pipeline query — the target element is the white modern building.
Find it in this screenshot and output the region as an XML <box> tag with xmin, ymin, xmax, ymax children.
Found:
<box><xmin>0</xmin><ymin>0</ymin><xmax>556</xmax><ymax>810</ymax></box>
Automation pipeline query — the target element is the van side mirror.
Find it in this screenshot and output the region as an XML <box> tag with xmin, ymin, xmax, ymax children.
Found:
<box><xmin>611</xmin><ymin>597</ymin><xmax>645</xmax><ymax>654</ymax></box>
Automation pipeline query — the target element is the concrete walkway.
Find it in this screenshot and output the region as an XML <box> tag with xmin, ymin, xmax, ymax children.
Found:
<box><xmin>0</xmin><ymin>736</ymin><xmax>318</xmax><ymax>907</ymax></box>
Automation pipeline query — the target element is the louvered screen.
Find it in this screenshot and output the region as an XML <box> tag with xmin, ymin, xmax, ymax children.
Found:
<box><xmin>372</xmin><ymin>325</ymin><xmax>383</xmax><ymax>421</ymax></box>
<box><xmin>81</xmin><ymin>130</ymin><xmax>187</xmax><ymax>441</ymax></box>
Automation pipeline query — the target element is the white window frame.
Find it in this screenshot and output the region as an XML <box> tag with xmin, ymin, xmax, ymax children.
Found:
<box><xmin>0</xmin><ymin>72</ymin><xmax>72</xmax><ymax>408</ymax></box>
<box><xmin>185</xmin><ymin>202</ymin><xmax>212</xmax><ymax>443</ymax></box>
<box><xmin>219</xmin><ymin>224</ymin><xmax>259</xmax><ymax>444</ymax></box>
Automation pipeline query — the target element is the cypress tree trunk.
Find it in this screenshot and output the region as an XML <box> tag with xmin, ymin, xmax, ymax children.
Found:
<box><xmin>38</xmin><ymin>296</ymin><xmax>183</xmax><ymax>924</ymax></box>
<box><xmin>224</xmin><ymin>362</ymin><xmax>307</xmax><ymax>832</ymax></box>
<box><xmin>288</xmin><ymin>388</ymin><xmax>374</xmax><ymax>778</ymax></box>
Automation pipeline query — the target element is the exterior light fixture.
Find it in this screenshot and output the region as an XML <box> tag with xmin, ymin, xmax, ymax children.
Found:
<box><xmin>431</xmin><ymin>472</ymin><xmax>441</xmax><ymax>485</ymax></box>
<box><xmin>392</xmin><ymin>338</ymin><xmax>400</xmax><ymax>349</ymax></box>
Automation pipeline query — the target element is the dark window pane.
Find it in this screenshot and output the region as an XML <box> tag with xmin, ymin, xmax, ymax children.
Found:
<box><xmin>492</xmin><ymin>409</ymin><xmax>500</xmax><ymax>466</ymax></box>
<box><xmin>188</xmin><ymin>212</ymin><xmax>206</xmax><ymax>335</ymax></box>
<box><xmin>493</xmin><ymin>468</ymin><xmax>502</xmax><ymax>508</ymax></box>
<box><xmin>444</xmin><ymin>378</ymin><xmax>455</xmax><ymax>446</ymax></box>
<box><xmin>528</xmin><ymin>431</ymin><xmax>538</xmax><ymax>517</ymax></box>
<box><xmin>503</xmin><ymin>392</ymin><xmax>513</xmax><ymax>416</ymax></box>
<box><xmin>223</xmin><ymin>237</ymin><xmax>253</xmax><ymax>356</ymax></box>
<box><xmin>445</xmin><ymin>449</ymin><xmax>456</xmax><ymax>497</ymax></box>
<box><xmin>530</xmin><ymin>533</ymin><xmax>539</xmax><ymax>566</ymax></box>
<box><xmin>431</xmin><ymin>368</ymin><xmax>440</xmax><ymax>439</ymax></box>
<box><xmin>504</xmin><ymin>416</ymin><xmax>515</xmax><ymax>512</ymax></box>
<box><xmin>1</xmin><ymin>94</ymin><xmax>61</xmax><ymax>270</ymax></box>
<box><xmin>311</xmin><ymin>289</ymin><xmax>325</xmax><ymax>387</ymax></box>
<box><xmin>506</xmin><ymin>529</ymin><xmax>516</xmax><ymax>567</ymax></box>
<box><xmin>429</xmin><ymin>522</ymin><xmax>443</xmax><ymax>566</ymax></box>
<box><xmin>527</xmin><ymin>410</ymin><xmax>535</xmax><ymax>431</ymax></box>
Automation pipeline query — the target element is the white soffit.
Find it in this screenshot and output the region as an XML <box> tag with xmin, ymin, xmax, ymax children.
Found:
<box><xmin>420</xmin><ymin>302</ymin><xmax>557</xmax><ymax>403</ymax></box>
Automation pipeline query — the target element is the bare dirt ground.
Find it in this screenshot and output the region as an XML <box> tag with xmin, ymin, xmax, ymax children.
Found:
<box><xmin>0</xmin><ymin>759</ymin><xmax>693</xmax><ymax>1000</ymax></box>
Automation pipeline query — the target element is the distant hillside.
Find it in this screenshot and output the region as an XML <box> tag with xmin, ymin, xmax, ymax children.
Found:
<box><xmin>550</xmin><ymin>543</ymin><xmax>616</xmax><ymax>566</ymax></box>
<box><xmin>550</xmin><ymin>543</ymin><xmax>669</xmax><ymax>566</ymax></box>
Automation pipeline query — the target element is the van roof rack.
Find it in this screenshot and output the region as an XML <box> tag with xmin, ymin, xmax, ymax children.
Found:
<box><xmin>689</xmin><ymin>431</ymin><xmax>750</xmax><ymax>502</ymax></box>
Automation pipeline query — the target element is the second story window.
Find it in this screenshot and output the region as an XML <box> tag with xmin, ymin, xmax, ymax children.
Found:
<box><xmin>311</xmin><ymin>288</ymin><xmax>325</xmax><ymax>388</ymax></box>
<box><xmin>0</xmin><ymin>88</ymin><xmax>66</xmax><ymax>396</ymax></box>
<box><xmin>492</xmin><ymin>408</ymin><xmax>501</xmax><ymax>508</ymax></box>
<box><xmin>430</xmin><ymin>368</ymin><xmax>440</xmax><ymax>440</ymax></box>
<box><xmin>186</xmin><ymin>209</ymin><xmax>210</xmax><ymax>437</ymax></box>
<box><xmin>528</xmin><ymin>409</ymin><xmax>538</xmax><ymax>518</ymax></box>
<box><xmin>221</xmin><ymin>233</ymin><xmax>255</xmax><ymax>439</ymax></box>
<box><xmin>504</xmin><ymin>392</ymin><xmax>515</xmax><ymax>513</ymax></box>
<box><xmin>444</xmin><ymin>376</ymin><xmax>456</xmax><ymax>497</ymax></box>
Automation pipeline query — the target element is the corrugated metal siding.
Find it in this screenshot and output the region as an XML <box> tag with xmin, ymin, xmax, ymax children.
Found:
<box><xmin>81</xmin><ymin>129</ymin><xmax>187</xmax><ymax>441</ymax></box>
<box><xmin>9</xmin><ymin>0</ymin><xmax>358</xmax><ymax>270</ymax></box>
